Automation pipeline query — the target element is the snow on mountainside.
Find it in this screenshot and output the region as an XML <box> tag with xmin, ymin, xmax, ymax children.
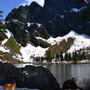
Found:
<box><xmin>20</xmin><ymin>44</ymin><xmax>48</xmax><ymax>62</ymax></box>
<box><xmin>1</xmin><ymin>29</ymin><xmax>11</xmax><ymax>45</ymax></box>
<box><xmin>0</xmin><ymin>30</ymin><xmax>90</xmax><ymax>62</ymax></box>
<box><xmin>0</xmin><ymin>30</ymin><xmax>48</xmax><ymax>62</ymax></box>
<box><xmin>47</xmin><ymin>31</ymin><xmax>90</xmax><ymax>53</ymax></box>
<box><xmin>0</xmin><ymin>29</ymin><xmax>11</xmax><ymax>53</ymax></box>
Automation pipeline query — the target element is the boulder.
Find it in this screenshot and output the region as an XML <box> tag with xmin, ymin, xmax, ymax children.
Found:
<box><xmin>63</xmin><ymin>78</ymin><xmax>78</xmax><ymax>89</ymax></box>
<box><xmin>0</xmin><ymin>62</ymin><xmax>61</xmax><ymax>90</ymax></box>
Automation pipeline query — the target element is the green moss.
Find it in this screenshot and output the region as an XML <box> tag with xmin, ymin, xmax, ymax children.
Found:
<box><xmin>38</xmin><ymin>39</ymin><xmax>50</xmax><ymax>48</ymax></box>
<box><xmin>7</xmin><ymin>37</ymin><xmax>20</xmax><ymax>54</ymax></box>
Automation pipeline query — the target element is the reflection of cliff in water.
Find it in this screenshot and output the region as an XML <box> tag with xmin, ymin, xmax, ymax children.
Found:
<box><xmin>46</xmin><ymin>64</ymin><xmax>90</xmax><ymax>87</ymax></box>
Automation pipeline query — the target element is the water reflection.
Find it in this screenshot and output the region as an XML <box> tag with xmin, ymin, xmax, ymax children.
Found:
<box><xmin>14</xmin><ymin>63</ymin><xmax>90</xmax><ymax>88</ymax></box>
<box><xmin>46</xmin><ymin>64</ymin><xmax>90</xmax><ymax>87</ymax></box>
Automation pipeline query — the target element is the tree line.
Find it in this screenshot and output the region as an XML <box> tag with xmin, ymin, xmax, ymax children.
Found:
<box><xmin>30</xmin><ymin>49</ymin><xmax>90</xmax><ymax>63</ymax></box>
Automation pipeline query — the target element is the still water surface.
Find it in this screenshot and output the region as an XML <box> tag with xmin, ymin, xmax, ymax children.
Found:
<box><xmin>46</xmin><ymin>64</ymin><xmax>90</xmax><ymax>87</ymax></box>
<box><xmin>15</xmin><ymin>63</ymin><xmax>90</xmax><ymax>87</ymax></box>
<box><xmin>4</xmin><ymin>63</ymin><xmax>89</xmax><ymax>90</ymax></box>
<box><xmin>0</xmin><ymin>64</ymin><xmax>89</xmax><ymax>90</ymax></box>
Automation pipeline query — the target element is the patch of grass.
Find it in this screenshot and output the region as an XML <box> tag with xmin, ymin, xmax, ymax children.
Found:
<box><xmin>46</xmin><ymin>37</ymin><xmax>75</xmax><ymax>57</ymax></box>
<box><xmin>7</xmin><ymin>37</ymin><xmax>20</xmax><ymax>54</ymax></box>
<box><xmin>38</xmin><ymin>39</ymin><xmax>50</xmax><ymax>48</ymax></box>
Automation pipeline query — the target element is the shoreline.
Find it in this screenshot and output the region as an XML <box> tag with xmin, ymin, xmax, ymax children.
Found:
<box><xmin>14</xmin><ymin>60</ymin><xmax>90</xmax><ymax>66</ymax></box>
<box><xmin>1</xmin><ymin>59</ymin><xmax>90</xmax><ymax>65</ymax></box>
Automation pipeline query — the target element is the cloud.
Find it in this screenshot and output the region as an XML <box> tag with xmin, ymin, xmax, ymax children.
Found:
<box><xmin>21</xmin><ymin>0</ymin><xmax>45</xmax><ymax>7</ymax></box>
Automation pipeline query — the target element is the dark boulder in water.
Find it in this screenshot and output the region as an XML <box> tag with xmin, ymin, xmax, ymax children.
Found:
<box><xmin>63</xmin><ymin>78</ymin><xmax>90</xmax><ymax>90</ymax></box>
<box><xmin>0</xmin><ymin>62</ymin><xmax>61</xmax><ymax>90</ymax></box>
<box><xmin>63</xmin><ymin>78</ymin><xmax>78</xmax><ymax>89</ymax></box>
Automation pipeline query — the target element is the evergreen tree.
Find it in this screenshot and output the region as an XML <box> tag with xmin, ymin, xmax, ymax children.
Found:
<box><xmin>81</xmin><ymin>51</ymin><xmax>86</xmax><ymax>60</ymax></box>
<box><xmin>46</xmin><ymin>49</ymin><xmax>53</xmax><ymax>61</ymax></box>
<box><xmin>0</xmin><ymin>10</ymin><xmax>7</xmax><ymax>41</ymax></box>
<box><xmin>0</xmin><ymin>10</ymin><xmax>3</xmax><ymax>18</ymax></box>
<box><xmin>64</xmin><ymin>53</ymin><xmax>70</xmax><ymax>61</ymax></box>
<box><xmin>60</xmin><ymin>52</ymin><xmax>64</xmax><ymax>61</ymax></box>
<box><xmin>56</xmin><ymin>53</ymin><xmax>59</xmax><ymax>61</ymax></box>
<box><xmin>72</xmin><ymin>51</ymin><xmax>77</xmax><ymax>64</ymax></box>
<box><xmin>63</xmin><ymin>52</ymin><xmax>72</xmax><ymax>61</ymax></box>
<box><xmin>68</xmin><ymin>53</ymin><xmax>72</xmax><ymax>61</ymax></box>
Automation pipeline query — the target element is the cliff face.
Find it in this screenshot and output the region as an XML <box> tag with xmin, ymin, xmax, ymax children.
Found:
<box><xmin>44</xmin><ymin>0</ymin><xmax>90</xmax><ymax>36</ymax></box>
<box><xmin>44</xmin><ymin>0</ymin><xmax>88</xmax><ymax>10</ymax></box>
<box><xmin>44</xmin><ymin>0</ymin><xmax>77</xmax><ymax>12</ymax></box>
<box><xmin>6</xmin><ymin>0</ymin><xmax>90</xmax><ymax>38</ymax></box>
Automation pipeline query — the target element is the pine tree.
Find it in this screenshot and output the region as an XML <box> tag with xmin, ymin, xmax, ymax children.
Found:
<box><xmin>0</xmin><ymin>10</ymin><xmax>3</xmax><ymax>26</ymax></box>
<box><xmin>56</xmin><ymin>53</ymin><xmax>59</xmax><ymax>61</ymax></box>
<box><xmin>0</xmin><ymin>10</ymin><xmax>3</xmax><ymax>18</ymax></box>
<box><xmin>60</xmin><ymin>52</ymin><xmax>64</xmax><ymax>61</ymax></box>
<box><xmin>46</xmin><ymin>49</ymin><xmax>53</xmax><ymax>61</ymax></box>
<box><xmin>64</xmin><ymin>53</ymin><xmax>69</xmax><ymax>61</ymax></box>
<box><xmin>68</xmin><ymin>53</ymin><xmax>72</xmax><ymax>61</ymax></box>
<box><xmin>72</xmin><ymin>51</ymin><xmax>77</xmax><ymax>64</ymax></box>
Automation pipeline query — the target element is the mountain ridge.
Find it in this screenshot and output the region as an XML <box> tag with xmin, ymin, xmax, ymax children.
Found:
<box><xmin>6</xmin><ymin>0</ymin><xmax>90</xmax><ymax>37</ymax></box>
<box><xmin>0</xmin><ymin>0</ymin><xmax>90</xmax><ymax>62</ymax></box>
<box><xmin>0</xmin><ymin>25</ymin><xmax>90</xmax><ymax>62</ymax></box>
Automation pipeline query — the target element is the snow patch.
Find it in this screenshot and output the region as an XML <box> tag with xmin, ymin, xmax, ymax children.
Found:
<box><xmin>60</xmin><ymin>15</ymin><xmax>64</xmax><ymax>19</ymax></box>
<box><xmin>5</xmin><ymin>29</ymin><xmax>11</xmax><ymax>38</ymax></box>
<box><xmin>27</xmin><ymin>22</ymin><xmax>41</xmax><ymax>27</ymax></box>
<box><xmin>21</xmin><ymin>0</ymin><xmax>45</xmax><ymax>7</ymax></box>
<box><xmin>0</xmin><ymin>29</ymin><xmax>12</xmax><ymax>53</ymax></box>
<box><xmin>27</xmin><ymin>23</ymin><xmax>31</xmax><ymax>27</ymax></box>
<box><xmin>70</xmin><ymin>7</ymin><xmax>86</xmax><ymax>13</ymax></box>
<box><xmin>70</xmin><ymin>8</ymin><xmax>80</xmax><ymax>12</ymax></box>
<box><xmin>12</xmin><ymin>19</ymin><xmax>18</xmax><ymax>22</ymax></box>
<box><xmin>36</xmin><ymin>37</ymin><xmax>46</xmax><ymax>41</ymax></box>
<box><xmin>47</xmin><ymin>31</ymin><xmax>77</xmax><ymax>45</ymax></box>
<box><xmin>20</xmin><ymin>44</ymin><xmax>48</xmax><ymax>62</ymax></box>
<box><xmin>25</xmin><ymin>29</ymin><xmax>29</xmax><ymax>33</ymax></box>
<box><xmin>37</xmin><ymin>23</ymin><xmax>41</xmax><ymax>27</ymax></box>
<box><xmin>1</xmin><ymin>29</ymin><xmax>12</xmax><ymax>45</ymax></box>
<box><xmin>0</xmin><ymin>47</ymin><xmax>10</xmax><ymax>53</ymax></box>
<box><xmin>47</xmin><ymin>31</ymin><xmax>90</xmax><ymax>53</ymax></box>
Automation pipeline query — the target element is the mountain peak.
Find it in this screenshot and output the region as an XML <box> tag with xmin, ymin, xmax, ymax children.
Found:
<box><xmin>21</xmin><ymin>0</ymin><xmax>45</xmax><ymax>7</ymax></box>
<box><xmin>68</xmin><ymin>31</ymin><xmax>79</xmax><ymax>36</ymax></box>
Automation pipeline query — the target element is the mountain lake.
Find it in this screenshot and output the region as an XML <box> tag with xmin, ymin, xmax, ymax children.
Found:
<box><xmin>0</xmin><ymin>63</ymin><xmax>90</xmax><ymax>90</ymax></box>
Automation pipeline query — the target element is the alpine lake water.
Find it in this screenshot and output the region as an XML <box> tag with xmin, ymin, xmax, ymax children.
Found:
<box><xmin>0</xmin><ymin>63</ymin><xmax>90</xmax><ymax>90</ymax></box>
<box><xmin>15</xmin><ymin>63</ymin><xmax>90</xmax><ymax>88</ymax></box>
